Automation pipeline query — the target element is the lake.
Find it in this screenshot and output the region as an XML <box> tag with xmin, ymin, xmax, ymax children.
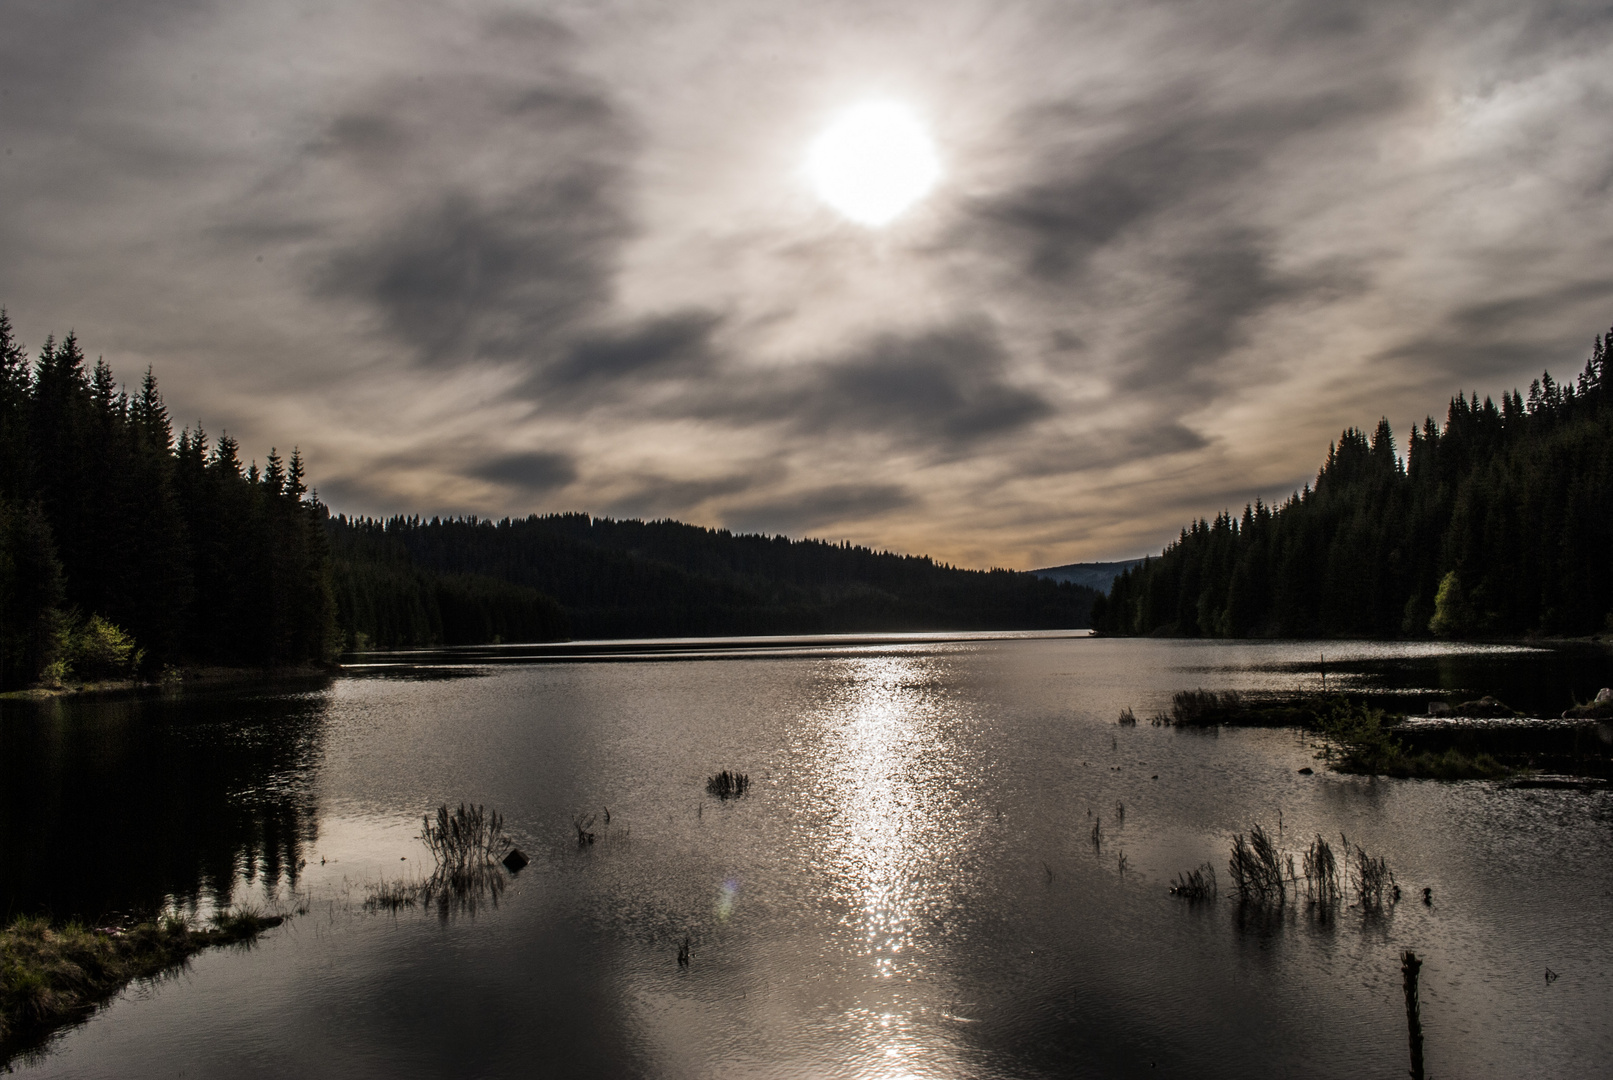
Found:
<box><xmin>3</xmin><ymin>633</ymin><xmax>1611</xmax><ymax>1078</ymax></box>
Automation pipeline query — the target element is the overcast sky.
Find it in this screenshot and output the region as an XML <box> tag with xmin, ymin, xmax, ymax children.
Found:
<box><xmin>3</xmin><ymin>0</ymin><xmax>1611</xmax><ymax>569</ymax></box>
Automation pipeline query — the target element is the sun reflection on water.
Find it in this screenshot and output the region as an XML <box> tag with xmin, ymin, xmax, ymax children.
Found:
<box><xmin>806</xmin><ymin>655</ymin><xmax>976</xmax><ymax>1074</ymax></box>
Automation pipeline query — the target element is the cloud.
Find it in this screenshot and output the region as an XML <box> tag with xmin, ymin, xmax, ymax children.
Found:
<box><xmin>1115</xmin><ymin>229</ymin><xmax>1308</xmax><ymax>395</ymax></box>
<box><xmin>321</xmin><ymin>178</ymin><xmax>626</xmax><ymax>365</ymax></box>
<box><xmin>965</xmin><ymin>85</ymin><xmax>1405</xmax><ymax>285</ymax></box>
<box><xmin>541</xmin><ymin>310</ymin><xmax>724</xmax><ymax>393</ymax></box>
<box><xmin>469</xmin><ymin>451</ymin><xmax>578</xmax><ymax>495</ymax></box>
<box><xmin>682</xmin><ymin>322</ymin><xmax>1052</xmax><ymax>450</ymax></box>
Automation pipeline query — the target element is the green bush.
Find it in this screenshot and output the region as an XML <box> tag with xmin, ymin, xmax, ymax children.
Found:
<box><xmin>67</xmin><ymin>615</ymin><xmax>144</xmax><ymax>681</ymax></box>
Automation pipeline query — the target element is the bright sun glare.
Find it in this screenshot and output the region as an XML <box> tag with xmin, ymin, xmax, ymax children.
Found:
<box><xmin>808</xmin><ymin>101</ymin><xmax>941</xmax><ymax>227</ymax></box>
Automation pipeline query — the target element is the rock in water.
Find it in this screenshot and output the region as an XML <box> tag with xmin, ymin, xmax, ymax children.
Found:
<box><xmin>1561</xmin><ymin>689</ymin><xmax>1613</xmax><ymax>720</ymax></box>
<box><xmin>502</xmin><ymin>848</ymin><xmax>530</xmax><ymax>872</ymax></box>
<box><xmin>1451</xmin><ymin>695</ymin><xmax>1517</xmax><ymax>719</ymax></box>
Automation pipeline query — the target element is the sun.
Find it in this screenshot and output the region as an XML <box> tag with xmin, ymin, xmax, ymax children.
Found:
<box><xmin>807</xmin><ymin>101</ymin><xmax>941</xmax><ymax>227</ymax></box>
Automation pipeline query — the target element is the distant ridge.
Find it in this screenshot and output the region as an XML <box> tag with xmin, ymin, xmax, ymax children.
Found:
<box><xmin>1029</xmin><ymin>560</ymin><xmax>1145</xmax><ymax>594</ymax></box>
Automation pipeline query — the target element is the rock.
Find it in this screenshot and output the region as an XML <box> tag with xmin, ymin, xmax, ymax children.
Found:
<box><xmin>502</xmin><ymin>848</ymin><xmax>530</xmax><ymax>872</ymax></box>
<box><xmin>1426</xmin><ymin>701</ymin><xmax>1451</xmax><ymax>717</ymax></box>
<box><xmin>1561</xmin><ymin>693</ymin><xmax>1613</xmax><ymax>720</ymax></box>
<box><xmin>1298</xmin><ymin>767</ymin><xmax>1314</xmax><ymax>775</ymax></box>
<box><xmin>1451</xmin><ymin>695</ymin><xmax>1517</xmax><ymax>719</ymax></box>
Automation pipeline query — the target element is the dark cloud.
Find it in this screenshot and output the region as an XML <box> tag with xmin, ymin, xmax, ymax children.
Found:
<box><xmin>305</xmin><ymin>22</ymin><xmax>638</xmax><ymax>367</ymax></box>
<box><xmin>321</xmin><ymin>174</ymin><xmax>627</xmax><ymax>365</ymax></box>
<box><xmin>966</xmin><ymin>87</ymin><xmax>1404</xmax><ymax>284</ymax></box>
<box><xmin>724</xmin><ymin>483</ymin><xmax>915</xmax><ymax>536</ymax></box>
<box><xmin>469</xmin><ymin>451</ymin><xmax>578</xmax><ymax>495</ymax></box>
<box><xmin>687</xmin><ymin>323</ymin><xmax>1052</xmax><ymax>449</ymax></box>
<box><xmin>1117</xmin><ymin>229</ymin><xmax>1306</xmax><ymax>394</ymax></box>
<box><xmin>542</xmin><ymin>311</ymin><xmax>723</xmax><ymax>391</ymax></box>
<box><xmin>1011</xmin><ymin>420</ymin><xmax>1209</xmax><ymax>479</ymax></box>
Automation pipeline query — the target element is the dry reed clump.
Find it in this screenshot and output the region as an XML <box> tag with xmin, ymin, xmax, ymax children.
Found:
<box><xmin>1</xmin><ymin>908</ymin><xmax>280</xmax><ymax>1051</ymax></box>
<box><xmin>1117</xmin><ymin>707</ymin><xmax>1138</xmax><ymax>726</ymax></box>
<box><xmin>706</xmin><ymin>771</ymin><xmax>750</xmax><ymax>800</ymax></box>
<box><xmin>363</xmin><ymin>802</ymin><xmax>515</xmax><ymax>917</ymax></box>
<box><xmin>1170</xmin><ymin>862</ymin><xmax>1218</xmax><ymax>900</ymax></box>
<box><xmin>1228</xmin><ymin>824</ymin><xmax>1286</xmax><ymax>904</ymax></box>
<box><xmin>1172</xmin><ymin>689</ymin><xmax>1243</xmax><ymax>726</ymax></box>
<box><xmin>1302</xmin><ymin>834</ymin><xmax>1342</xmax><ymax>905</ymax></box>
<box><xmin>1345</xmin><ymin>836</ymin><xmax>1397</xmax><ymax>910</ymax></box>
<box><xmin>1217</xmin><ymin>823</ymin><xmax>1398</xmax><ymax>912</ymax></box>
<box><xmin>422</xmin><ymin>803</ymin><xmax>508</xmax><ymax>890</ymax></box>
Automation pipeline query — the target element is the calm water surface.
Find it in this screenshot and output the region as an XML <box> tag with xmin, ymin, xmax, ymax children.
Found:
<box><xmin>2</xmin><ymin>634</ymin><xmax>1610</xmax><ymax>1078</ymax></box>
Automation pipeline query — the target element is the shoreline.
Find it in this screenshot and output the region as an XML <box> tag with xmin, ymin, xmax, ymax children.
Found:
<box><xmin>0</xmin><ymin>910</ymin><xmax>287</xmax><ymax>1065</ymax></box>
<box><xmin>0</xmin><ymin>665</ymin><xmax>333</xmax><ymax>703</ymax></box>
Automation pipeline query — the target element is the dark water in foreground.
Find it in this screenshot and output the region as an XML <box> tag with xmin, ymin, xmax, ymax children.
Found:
<box><xmin>2</xmin><ymin>634</ymin><xmax>1611</xmax><ymax>1078</ymax></box>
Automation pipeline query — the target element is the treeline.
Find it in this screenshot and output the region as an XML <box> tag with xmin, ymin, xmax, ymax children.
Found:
<box><xmin>329</xmin><ymin>521</ymin><xmax>568</xmax><ymax>648</ymax></box>
<box><xmin>327</xmin><ymin>512</ymin><xmax>1097</xmax><ymax>641</ymax></box>
<box><xmin>0</xmin><ymin>313</ymin><xmax>339</xmax><ymax>687</ymax></box>
<box><xmin>1093</xmin><ymin>327</ymin><xmax>1613</xmax><ymax>639</ymax></box>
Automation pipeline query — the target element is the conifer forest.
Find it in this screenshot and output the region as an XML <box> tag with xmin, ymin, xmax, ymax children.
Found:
<box><xmin>1093</xmin><ymin>328</ymin><xmax>1613</xmax><ymax>639</ymax></box>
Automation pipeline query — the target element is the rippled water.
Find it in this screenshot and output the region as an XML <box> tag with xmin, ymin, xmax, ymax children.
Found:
<box><xmin>3</xmin><ymin>634</ymin><xmax>1611</xmax><ymax>1078</ymax></box>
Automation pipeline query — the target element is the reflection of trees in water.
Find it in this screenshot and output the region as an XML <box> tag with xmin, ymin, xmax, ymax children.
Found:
<box><xmin>0</xmin><ymin>685</ymin><xmax>329</xmax><ymax>921</ymax></box>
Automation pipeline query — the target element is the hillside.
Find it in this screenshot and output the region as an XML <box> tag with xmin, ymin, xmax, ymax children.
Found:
<box><xmin>329</xmin><ymin>513</ymin><xmax>1099</xmax><ymax>644</ymax></box>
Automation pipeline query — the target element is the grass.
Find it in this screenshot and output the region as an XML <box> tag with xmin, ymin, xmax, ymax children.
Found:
<box><xmin>1</xmin><ymin>908</ymin><xmax>281</xmax><ymax>1053</ymax></box>
<box><xmin>1301</xmin><ymin>834</ymin><xmax>1342</xmax><ymax>905</ymax></box>
<box><xmin>1162</xmin><ymin>689</ymin><xmax>1515</xmax><ymax>779</ymax></box>
<box><xmin>363</xmin><ymin>802</ymin><xmax>515</xmax><ymax>916</ymax></box>
<box><xmin>706</xmin><ymin>771</ymin><xmax>750</xmax><ymax>800</ymax></box>
<box><xmin>1117</xmin><ymin>706</ymin><xmax>1137</xmax><ymax>726</ymax></box>
<box><xmin>362</xmin><ymin>878</ymin><xmax>428</xmax><ymax>913</ymax></box>
<box><xmin>1228</xmin><ymin>824</ymin><xmax>1287</xmax><ymax>904</ymax></box>
<box><xmin>1170</xmin><ymin>862</ymin><xmax>1218</xmax><ymax>900</ymax></box>
<box><xmin>1315</xmin><ymin>698</ymin><xmax>1512</xmax><ymax>779</ymax></box>
<box><xmin>1167</xmin><ymin>689</ymin><xmax>1319</xmax><ymax>728</ymax></box>
<box><xmin>1210</xmin><ymin>822</ymin><xmax>1399</xmax><ymax>912</ymax></box>
<box><xmin>1345</xmin><ymin>836</ymin><xmax>1396</xmax><ymax>910</ymax></box>
<box><xmin>421</xmin><ymin>803</ymin><xmax>508</xmax><ymax>890</ymax></box>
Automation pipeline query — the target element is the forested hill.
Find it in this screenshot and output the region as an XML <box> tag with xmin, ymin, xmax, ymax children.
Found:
<box><xmin>1093</xmin><ymin>327</ymin><xmax>1613</xmax><ymax>639</ymax></box>
<box><xmin>329</xmin><ymin>513</ymin><xmax>1098</xmax><ymax>643</ymax></box>
<box><xmin>0</xmin><ymin>312</ymin><xmax>1093</xmax><ymax>687</ymax></box>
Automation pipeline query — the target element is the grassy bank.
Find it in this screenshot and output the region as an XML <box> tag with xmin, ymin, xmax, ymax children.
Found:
<box><xmin>1157</xmin><ymin>691</ymin><xmax>1515</xmax><ymax>779</ymax></box>
<box><xmin>1313</xmin><ymin>697</ymin><xmax>1510</xmax><ymax>779</ymax></box>
<box><xmin>1</xmin><ymin>909</ymin><xmax>282</xmax><ymax>1056</ymax></box>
